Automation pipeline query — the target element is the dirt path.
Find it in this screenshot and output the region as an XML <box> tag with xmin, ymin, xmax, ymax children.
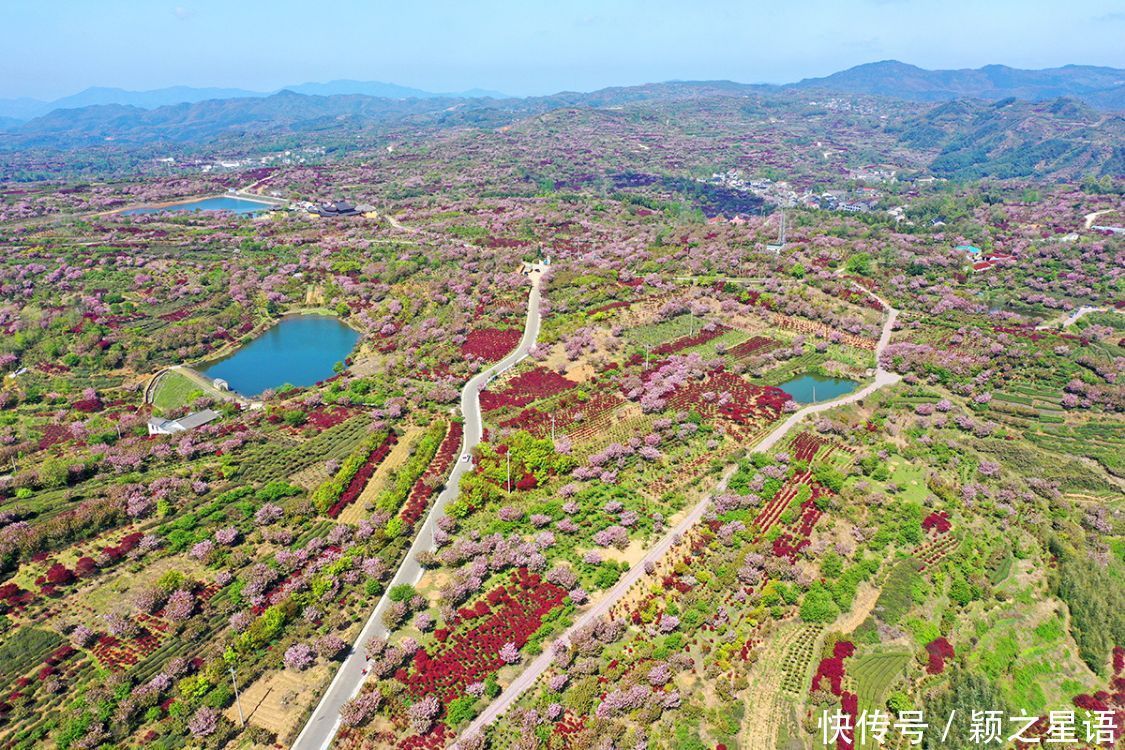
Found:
<box><xmin>832</xmin><ymin>584</ymin><xmax>881</xmax><ymax>633</ymax></box>
<box><xmin>1084</xmin><ymin>208</ymin><xmax>1116</xmax><ymax>229</ymax></box>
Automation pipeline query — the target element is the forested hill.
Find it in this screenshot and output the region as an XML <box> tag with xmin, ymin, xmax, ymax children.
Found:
<box><xmin>2</xmin><ymin>81</ymin><xmax>1122</xmax><ymax>182</ymax></box>
<box><xmin>890</xmin><ymin>97</ymin><xmax>1125</xmax><ymax>179</ymax></box>
<box><xmin>792</xmin><ymin>60</ymin><xmax>1125</xmax><ymax>110</ymax></box>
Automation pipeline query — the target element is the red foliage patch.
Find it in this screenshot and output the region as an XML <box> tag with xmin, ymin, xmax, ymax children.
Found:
<box><xmin>38</xmin><ymin>424</ymin><xmax>73</xmax><ymax>450</ymax></box>
<box><xmin>922</xmin><ymin>511</ymin><xmax>952</xmax><ymax>534</ymax></box>
<box><xmin>396</xmin><ymin>569</ymin><xmax>566</xmax><ymax>704</ymax></box>
<box><xmin>90</xmin><ymin>622</ymin><xmax>169</xmax><ymax>672</ymax></box>
<box><xmin>791</xmin><ymin>432</ymin><xmax>826</xmax><ymax>463</ymax></box>
<box><xmin>589</xmin><ymin>299</ymin><xmax>634</xmax><ymax>315</ymax></box>
<box><xmin>461</xmin><ymin>328</ymin><xmax>522</xmax><ymax>361</ymax></box>
<box><xmin>753</xmin><ymin>471</ymin><xmax>829</xmax><ymax>535</ymax></box>
<box><xmin>812</xmin><ymin>640</ymin><xmax>856</xmax><ymax>698</ymax></box>
<box><xmin>554</xmin><ymin>709</ymin><xmax>587</xmax><ymax>736</ymax></box>
<box><xmin>72</xmin><ymin>398</ymin><xmax>103</xmax><ymax>413</ymax></box>
<box><xmin>399</xmin><ymin>422</ymin><xmax>462</xmax><ymax>528</ymax></box>
<box><xmin>663</xmin><ymin>369</ymin><xmax>789</xmax><ymax>432</ymax></box>
<box><xmin>812</xmin><ymin>655</ymin><xmax>847</xmax><ymax>696</ymax></box>
<box><xmin>74</xmin><ymin>556</ymin><xmax>97</xmax><ymax>577</ymax></box>
<box><xmin>44</xmin><ymin>562</ymin><xmax>75</xmax><ymax>587</ymax></box>
<box><xmin>159</xmin><ymin>308</ymin><xmax>193</xmax><ymax>322</ymax></box>
<box><xmin>101</xmin><ymin>532</ymin><xmax>144</xmax><ymax>563</ymax></box>
<box><xmin>925</xmin><ymin>637</ymin><xmax>955</xmax><ymax>674</ymax></box>
<box><xmin>396</xmin><ymin>722</ymin><xmax>450</xmax><ymax>750</ymax></box>
<box><xmin>480</xmin><ymin>367</ymin><xmax>576</xmax><ymax>412</ymax></box>
<box><xmin>1074</xmin><ymin>693</ymin><xmax>1110</xmax><ymax>713</ymax></box>
<box><xmin>301</xmin><ymin>407</ymin><xmax>354</xmax><ymax>433</ymax></box>
<box><xmin>653</xmin><ymin>323</ymin><xmax>731</xmax><ymax>356</ymax></box>
<box><xmin>0</xmin><ymin>582</ymin><xmax>33</xmax><ymax>611</ymax></box>
<box><xmin>838</xmin><ymin>691</ymin><xmax>859</xmax><ymax>750</ymax></box>
<box><xmin>500</xmin><ymin>392</ymin><xmax>624</xmax><ymax>443</ymax></box>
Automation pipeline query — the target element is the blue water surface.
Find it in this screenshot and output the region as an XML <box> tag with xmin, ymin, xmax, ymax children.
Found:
<box><xmin>779</xmin><ymin>373</ymin><xmax>858</xmax><ymax>404</ymax></box>
<box><xmin>122</xmin><ymin>196</ymin><xmax>271</xmax><ymax>215</ymax></box>
<box><xmin>201</xmin><ymin>315</ymin><xmax>359</xmax><ymax>396</ymax></box>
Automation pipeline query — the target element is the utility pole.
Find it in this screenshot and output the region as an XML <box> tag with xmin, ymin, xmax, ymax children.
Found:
<box><xmin>230</xmin><ymin>665</ymin><xmax>244</xmax><ymax>728</ymax></box>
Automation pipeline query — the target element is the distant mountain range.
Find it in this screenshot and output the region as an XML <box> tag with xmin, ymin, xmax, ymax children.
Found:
<box><xmin>0</xmin><ymin>80</ymin><xmax>509</xmax><ymax>121</ymax></box>
<box><xmin>3</xmin><ymin>61</ymin><xmax>1122</xmax><ymax>126</ymax></box>
<box><xmin>0</xmin><ymin>91</ymin><xmax>475</xmax><ymax>148</ymax></box>
<box><xmin>792</xmin><ymin>61</ymin><xmax>1125</xmax><ymax>109</ymax></box>
<box><xmin>1</xmin><ymin>63</ymin><xmax>1122</xmax><ymax>181</ymax></box>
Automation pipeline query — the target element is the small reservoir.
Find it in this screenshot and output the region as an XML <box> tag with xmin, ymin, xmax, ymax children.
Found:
<box><xmin>779</xmin><ymin>374</ymin><xmax>858</xmax><ymax>404</ymax></box>
<box><xmin>200</xmin><ymin>315</ymin><xmax>359</xmax><ymax>396</ymax></box>
<box><xmin>122</xmin><ymin>196</ymin><xmax>272</xmax><ymax>215</ymax></box>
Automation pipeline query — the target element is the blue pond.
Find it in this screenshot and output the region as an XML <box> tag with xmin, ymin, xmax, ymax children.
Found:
<box><xmin>779</xmin><ymin>373</ymin><xmax>858</xmax><ymax>404</ymax></box>
<box><xmin>200</xmin><ymin>315</ymin><xmax>360</xmax><ymax>396</ymax></box>
<box><xmin>122</xmin><ymin>196</ymin><xmax>271</xmax><ymax>215</ymax></box>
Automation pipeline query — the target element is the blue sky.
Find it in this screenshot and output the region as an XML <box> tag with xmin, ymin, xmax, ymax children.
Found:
<box><xmin>3</xmin><ymin>0</ymin><xmax>1124</xmax><ymax>99</ymax></box>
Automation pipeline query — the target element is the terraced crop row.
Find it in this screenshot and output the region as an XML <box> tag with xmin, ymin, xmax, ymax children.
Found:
<box><xmin>849</xmin><ymin>651</ymin><xmax>911</xmax><ymax>714</ymax></box>
<box><xmin>915</xmin><ymin>534</ymin><xmax>959</xmax><ymax>570</ymax></box>
<box><xmin>753</xmin><ymin>471</ymin><xmax>812</xmax><ymax>533</ymax></box>
<box><xmin>779</xmin><ymin>624</ymin><xmax>824</xmax><ymax>696</ymax></box>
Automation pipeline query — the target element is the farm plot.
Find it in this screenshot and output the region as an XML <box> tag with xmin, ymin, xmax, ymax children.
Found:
<box><xmin>0</xmin><ymin>626</ymin><xmax>63</xmax><ymax>684</ymax></box>
<box><xmin>848</xmin><ymin>651</ymin><xmax>911</xmax><ymax>717</ymax></box>
<box><xmin>779</xmin><ymin>624</ymin><xmax>825</xmax><ymax>696</ymax></box>
<box><xmin>318</xmin><ymin>431</ymin><xmax>400</xmax><ymax>518</ymax></box>
<box><xmin>624</xmin><ymin>314</ymin><xmax>701</xmax><ymax>348</ymax></box>
<box><xmin>399</xmin><ymin>421</ymin><xmax>462</xmax><ymax>527</ymax></box>
<box><xmin>651</xmin><ymin>323</ymin><xmax>733</xmax><ymax>356</ymax></box>
<box><xmin>681</xmin><ymin>327</ymin><xmax>752</xmax><ymax>359</ymax></box>
<box><xmin>753</xmin><ymin>471</ymin><xmax>824</xmax><ymax>534</ymax></box>
<box><xmin>770</xmin><ymin>312</ymin><xmax>877</xmax><ymax>351</ymax></box>
<box><xmin>462</xmin><ymin>327</ymin><xmax>522</xmax><ymax>360</ymax></box>
<box><xmin>338</xmin><ymin>426</ymin><xmax>424</xmax><ymax>525</ymax></box>
<box><xmin>398</xmin><ymin>569</ymin><xmax>567</xmax><ymax>703</ymax></box>
<box><xmin>873</xmin><ymin>560</ymin><xmax>923</xmax><ymax>625</ymax></box>
<box><xmin>241</xmin><ymin>414</ymin><xmax>372</xmax><ymax>484</ymax></box>
<box><xmin>914</xmin><ymin>534</ymin><xmax>959</xmax><ymax>571</ymax></box>
<box><xmin>500</xmin><ymin>392</ymin><xmax>628</xmax><ymax>443</ymax></box>
<box><xmin>662</xmin><ymin>369</ymin><xmax>789</xmax><ymax>441</ymax></box>
<box><xmin>740</xmin><ymin>624</ymin><xmax>809</xmax><ymax>750</ymax></box>
<box><xmin>723</xmin><ymin>335</ymin><xmax>778</xmax><ymax>365</ymax></box>
<box><xmin>227</xmin><ymin>662</ymin><xmax>336</xmax><ymax>741</ymax></box>
<box><xmin>789</xmin><ymin>431</ymin><xmax>846</xmax><ymax>463</ymax></box>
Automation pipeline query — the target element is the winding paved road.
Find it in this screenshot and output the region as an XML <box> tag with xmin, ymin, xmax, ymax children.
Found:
<box><xmin>461</xmin><ymin>282</ymin><xmax>900</xmax><ymax>740</ymax></box>
<box><xmin>291</xmin><ymin>267</ymin><xmax>544</xmax><ymax>750</ymax></box>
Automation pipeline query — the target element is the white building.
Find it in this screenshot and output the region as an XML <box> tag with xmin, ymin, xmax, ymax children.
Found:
<box><xmin>147</xmin><ymin>409</ymin><xmax>221</xmax><ymax>436</ymax></box>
